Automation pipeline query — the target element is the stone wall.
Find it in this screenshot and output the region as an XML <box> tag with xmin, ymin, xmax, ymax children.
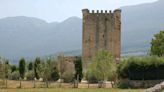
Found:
<box><xmin>129</xmin><ymin>80</ymin><xmax>164</xmax><ymax>88</ymax></box>
<box><xmin>82</xmin><ymin>9</ymin><xmax>121</xmax><ymax>69</ymax></box>
<box><xmin>57</xmin><ymin>56</ymin><xmax>77</xmax><ymax>72</ymax></box>
<box><xmin>141</xmin><ymin>81</ymin><xmax>164</xmax><ymax>92</ymax></box>
<box><xmin>120</xmin><ymin>79</ymin><xmax>164</xmax><ymax>88</ymax></box>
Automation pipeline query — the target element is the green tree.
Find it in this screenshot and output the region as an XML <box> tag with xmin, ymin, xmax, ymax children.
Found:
<box><xmin>37</xmin><ymin>59</ymin><xmax>52</xmax><ymax>88</ymax></box>
<box><xmin>4</xmin><ymin>60</ymin><xmax>11</xmax><ymax>79</ymax></box>
<box><xmin>50</xmin><ymin>61</ymin><xmax>59</xmax><ymax>81</ymax></box>
<box><xmin>28</xmin><ymin>62</ymin><xmax>33</xmax><ymax>71</ymax></box>
<box><xmin>151</xmin><ymin>30</ymin><xmax>164</xmax><ymax>56</ymax></box>
<box><xmin>74</xmin><ymin>56</ymin><xmax>83</xmax><ymax>82</ymax></box>
<box><xmin>51</xmin><ymin>67</ymin><xmax>60</xmax><ymax>81</ymax></box>
<box><xmin>9</xmin><ymin>71</ymin><xmax>20</xmax><ymax>80</ymax></box>
<box><xmin>58</xmin><ymin>54</ymin><xmax>67</xmax><ymax>87</ymax></box>
<box><xmin>25</xmin><ymin>70</ymin><xmax>35</xmax><ymax>80</ymax></box>
<box><xmin>18</xmin><ymin>58</ymin><xmax>26</xmax><ymax>88</ymax></box>
<box><xmin>87</xmin><ymin>50</ymin><xmax>116</xmax><ymax>88</ymax></box>
<box><xmin>58</xmin><ymin>54</ymin><xmax>66</xmax><ymax>79</ymax></box>
<box><xmin>4</xmin><ymin>60</ymin><xmax>11</xmax><ymax>88</ymax></box>
<box><xmin>19</xmin><ymin>58</ymin><xmax>26</xmax><ymax>78</ymax></box>
<box><xmin>0</xmin><ymin>57</ymin><xmax>6</xmax><ymax>85</ymax></box>
<box><xmin>34</xmin><ymin>57</ymin><xmax>41</xmax><ymax>79</ymax></box>
<box><xmin>11</xmin><ymin>65</ymin><xmax>17</xmax><ymax>73</ymax></box>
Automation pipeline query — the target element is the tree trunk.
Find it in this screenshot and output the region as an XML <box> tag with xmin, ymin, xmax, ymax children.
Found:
<box><xmin>111</xmin><ymin>81</ymin><xmax>114</xmax><ymax>88</ymax></box>
<box><xmin>33</xmin><ymin>80</ymin><xmax>36</xmax><ymax>88</ymax></box>
<box><xmin>77</xmin><ymin>74</ymin><xmax>79</xmax><ymax>88</ymax></box>
<box><xmin>104</xmin><ymin>80</ymin><xmax>106</xmax><ymax>88</ymax></box>
<box><xmin>88</xmin><ymin>82</ymin><xmax>89</xmax><ymax>88</ymax></box>
<box><xmin>46</xmin><ymin>79</ymin><xmax>48</xmax><ymax>88</ymax></box>
<box><xmin>5</xmin><ymin>79</ymin><xmax>7</xmax><ymax>88</ymax></box>
<box><xmin>87</xmin><ymin>78</ymin><xmax>89</xmax><ymax>88</ymax></box>
<box><xmin>20</xmin><ymin>79</ymin><xmax>22</xmax><ymax>88</ymax></box>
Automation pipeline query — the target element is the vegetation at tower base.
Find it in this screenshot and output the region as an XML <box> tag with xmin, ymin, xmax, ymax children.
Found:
<box><xmin>117</xmin><ymin>56</ymin><xmax>164</xmax><ymax>80</ymax></box>
<box><xmin>74</xmin><ymin>56</ymin><xmax>83</xmax><ymax>82</ymax></box>
<box><xmin>151</xmin><ymin>30</ymin><xmax>164</xmax><ymax>56</ymax></box>
<box><xmin>87</xmin><ymin>50</ymin><xmax>116</xmax><ymax>88</ymax></box>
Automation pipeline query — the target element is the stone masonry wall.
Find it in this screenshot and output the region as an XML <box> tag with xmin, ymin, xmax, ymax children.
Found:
<box><xmin>82</xmin><ymin>9</ymin><xmax>121</xmax><ymax>69</ymax></box>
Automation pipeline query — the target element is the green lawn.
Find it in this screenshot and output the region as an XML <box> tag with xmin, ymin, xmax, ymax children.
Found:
<box><xmin>0</xmin><ymin>88</ymin><xmax>142</xmax><ymax>92</ymax></box>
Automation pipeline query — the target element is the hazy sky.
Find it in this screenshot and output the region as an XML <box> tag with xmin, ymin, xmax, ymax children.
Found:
<box><xmin>0</xmin><ymin>0</ymin><xmax>157</xmax><ymax>22</ymax></box>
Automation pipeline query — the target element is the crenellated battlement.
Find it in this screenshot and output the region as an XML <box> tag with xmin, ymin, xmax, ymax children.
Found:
<box><xmin>82</xmin><ymin>9</ymin><xmax>121</xmax><ymax>15</ymax></box>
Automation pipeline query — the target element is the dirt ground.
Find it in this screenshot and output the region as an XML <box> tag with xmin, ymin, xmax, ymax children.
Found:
<box><xmin>0</xmin><ymin>80</ymin><xmax>112</xmax><ymax>89</ymax></box>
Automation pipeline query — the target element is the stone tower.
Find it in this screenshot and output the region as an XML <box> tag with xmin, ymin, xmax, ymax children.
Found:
<box><xmin>82</xmin><ymin>9</ymin><xmax>121</xmax><ymax>69</ymax></box>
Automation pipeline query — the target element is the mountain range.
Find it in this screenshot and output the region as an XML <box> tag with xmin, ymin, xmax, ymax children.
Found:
<box><xmin>0</xmin><ymin>0</ymin><xmax>164</xmax><ymax>63</ymax></box>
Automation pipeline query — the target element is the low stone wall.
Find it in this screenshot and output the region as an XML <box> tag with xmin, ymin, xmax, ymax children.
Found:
<box><xmin>128</xmin><ymin>80</ymin><xmax>163</xmax><ymax>88</ymax></box>
<box><xmin>141</xmin><ymin>81</ymin><xmax>164</xmax><ymax>92</ymax></box>
<box><xmin>118</xmin><ymin>79</ymin><xmax>164</xmax><ymax>88</ymax></box>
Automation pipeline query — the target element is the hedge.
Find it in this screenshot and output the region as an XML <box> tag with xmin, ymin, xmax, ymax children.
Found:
<box><xmin>117</xmin><ymin>56</ymin><xmax>164</xmax><ymax>80</ymax></box>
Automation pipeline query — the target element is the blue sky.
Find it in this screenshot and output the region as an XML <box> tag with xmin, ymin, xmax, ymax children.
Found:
<box><xmin>0</xmin><ymin>0</ymin><xmax>157</xmax><ymax>22</ymax></box>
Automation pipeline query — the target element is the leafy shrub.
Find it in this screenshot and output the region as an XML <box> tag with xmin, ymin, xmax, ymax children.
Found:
<box><xmin>11</xmin><ymin>65</ymin><xmax>17</xmax><ymax>73</ymax></box>
<box><xmin>50</xmin><ymin>68</ymin><xmax>60</xmax><ymax>81</ymax></box>
<box><xmin>62</xmin><ymin>71</ymin><xmax>74</xmax><ymax>83</ymax></box>
<box><xmin>25</xmin><ymin>71</ymin><xmax>35</xmax><ymax>80</ymax></box>
<box><xmin>86</xmin><ymin>75</ymin><xmax>99</xmax><ymax>83</ymax></box>
<box><xmin>117</xmin><ymin>56</ymin><xmax>164</xmax><ymax>80</ymax></box>
<box><xmin>117</xmin><ymin>80</ymin><xmax>132</xmax><ymax>89</ymax></box>
<box><xmin>9</xmin><ymin>71</ymin><xmax>20</xmax><ymax>80</ymax></box>
<box><xmin>86</xmin><ymin>71</ymin><xmax>98</xmax><ymax>83</ymax></box>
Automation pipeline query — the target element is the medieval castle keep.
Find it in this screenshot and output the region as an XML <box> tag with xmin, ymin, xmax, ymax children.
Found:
<box><xmin>82</xmin><ymin>9</ymin><xmax>121</xmax><ymax>68</ymax></box>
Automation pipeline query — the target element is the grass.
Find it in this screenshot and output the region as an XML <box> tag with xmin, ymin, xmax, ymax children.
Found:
<box><xmin>0</xmin><ymin>88</ymin><xmax>142</xmax><ymax>92</ymax></box>
<box><xmin>0</xmin><ymin>80</ymin><xmax>143</xmax><ymax>92</ymax></box>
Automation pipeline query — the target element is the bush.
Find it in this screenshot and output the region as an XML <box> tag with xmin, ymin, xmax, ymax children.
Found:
<box><xmin>117</xmin><ymin>56</ymin><xmax>164</xmax><ymax>80</ymax></box>
<box><xmin>86</xmin><ymin>71</ymin><xmax>98</xmax><ymax>83</ymax></box>
<box><xmin>25</xmin><ymin>71</ymin><xmax>35</xmax><ymax>80</ymax></box>
<box><xmin>117</xmin><ymin>80</ymin><xmax>132</xmax><ymax>89</ymax></box>
<box><xmin>62</xmin><ymin>71</ymin><xmax>74</xmax><ymax>83</ymax></box>
<box><xmin>86</xmin><ymin>75</ymin><xmax>99</xmax><ymax>83</ymax></box>
<box><xmin>11</xmin><ymin>65</ymin><xmax>17</xmax><ymax>73</ymax></box>
<box><xmin>50</xmin><ymin>69</ymin><xmax>60</xmax><ymax>81</ymax></box>
<box><xmin>9</xmin><ymin>71</ymin><xmax>20</xmax><ymax>80</ymax></box>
